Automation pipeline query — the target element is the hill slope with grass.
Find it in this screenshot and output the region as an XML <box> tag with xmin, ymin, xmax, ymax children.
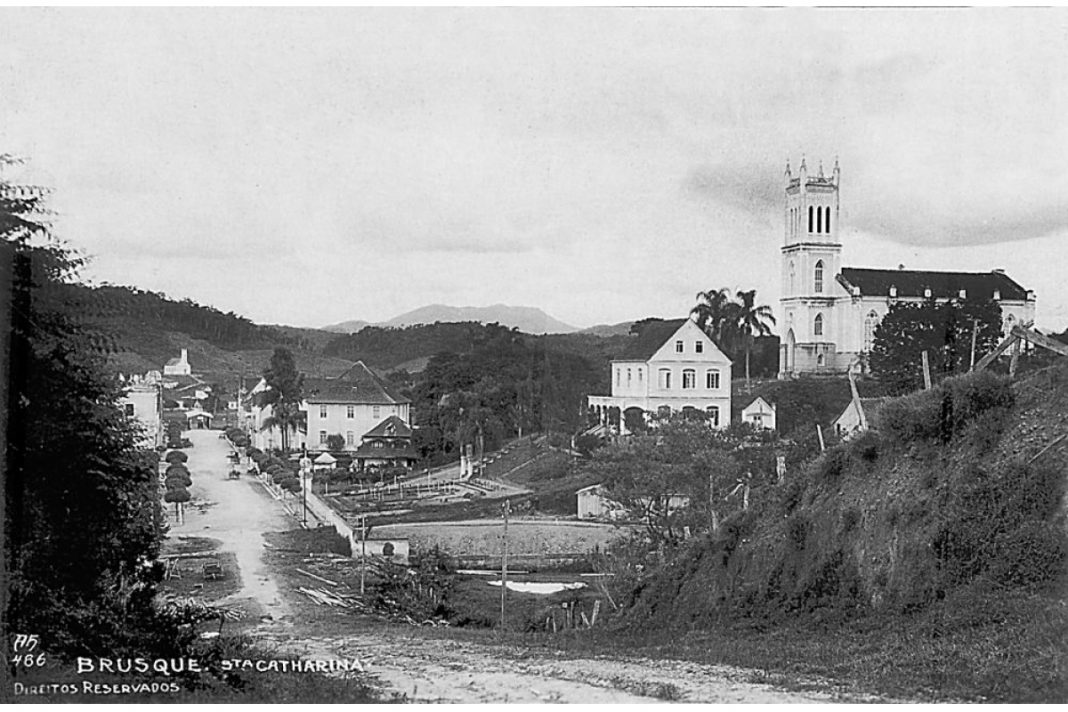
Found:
<box><xmin>618</xmin><ymin>365</ymin><xmax>1068</xmax><ymax>701</ymax></box>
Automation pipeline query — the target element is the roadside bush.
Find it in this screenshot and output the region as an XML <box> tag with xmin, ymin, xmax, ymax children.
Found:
<box><xmin>942</xmin><ymin>370</ymin><xmax>1014</xmax><ymax>435</ymax></box>
<box><xmin>815</xmin><ymin>446</ymin><xmax>848</xmax><ymax>483</ymax></box>
<box><xmin>849</xmin><ymin>429</ymin><xmax>881</xmax><ymax>462</ymax></box>
<box><xmin>165</xmin><ymin>450</ymin><xmax>189</xmax><ymax>464</ymax></box>
<box><xmin>875</xmin><ymin>389</ymin><xmax>943</xmax><ymax>445</ymax></box>
<box><xmin>165</xmin><ymin>463</ymin><xmax>190</xmax><ymax>478</ymax></box>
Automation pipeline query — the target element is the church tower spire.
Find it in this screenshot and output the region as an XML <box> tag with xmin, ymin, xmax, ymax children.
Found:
<box><xmin>779</xmin><ymin>156</ymin><xmax>843</xmax><ymax>378</ymax></box>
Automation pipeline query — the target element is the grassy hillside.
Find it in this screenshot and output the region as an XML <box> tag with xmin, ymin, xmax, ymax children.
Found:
<box><xmin>616</xmin><ymin>365</ymin><xmax>1068</xmax><ymax>701</ymax></box>
<box><xmin>64</xmin><ymin>284</ymin><xmax>350</xmax><ymax>377</ymax></box>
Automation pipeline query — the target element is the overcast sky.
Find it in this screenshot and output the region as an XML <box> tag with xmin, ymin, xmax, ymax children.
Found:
<box><xmin>2</xmin><ymin>7</ymin><xmax>1067</xmax><ymax>331</ymax></box>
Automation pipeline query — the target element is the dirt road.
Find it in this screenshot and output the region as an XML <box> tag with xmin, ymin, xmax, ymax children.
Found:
<box><xmin>262</xmin><ymin>624</ymin><xmax>851</xmax><ymax>703</ymax></box>
<box><xmin>166</xmin><ymin>430</ymin><xmax>862</xmax><ymax>703</ymax></box>
<box><xmin>168</xmin><ymin>429</ymin><xmax>294</xmax><ymax>620</ymax></box>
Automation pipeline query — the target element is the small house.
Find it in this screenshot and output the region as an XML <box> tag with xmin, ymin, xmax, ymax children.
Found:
<box><xmin>832</xmin><ymin>397</ymin><xmax>890</xmax><ymax>440</ymax></box>
<box><xmin>741</xmin><ymin>396</ymin><xmax>776</xmax><ymax>431</ymax></box>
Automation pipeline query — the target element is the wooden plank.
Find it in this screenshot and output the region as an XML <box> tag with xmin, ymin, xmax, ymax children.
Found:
<box><xmin>1014</xmin><ymin>326</ymin><xmax>1068</xmax><ymax>358</ymax></box>
<box><xmin>974</xmin><ymin>333</ymin><xmax>1019</xmax><ymax>371</ymax></box>
<box><xmin>296</xmin><ymin>568</ymin><xmax>339</xmax><ymax>586</ymax></box>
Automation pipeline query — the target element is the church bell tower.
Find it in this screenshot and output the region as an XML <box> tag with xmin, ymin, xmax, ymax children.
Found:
<box><xmin>779</xmin><ymin>157</ymin><xmax>841</xmax><ymax>377</ymax></box>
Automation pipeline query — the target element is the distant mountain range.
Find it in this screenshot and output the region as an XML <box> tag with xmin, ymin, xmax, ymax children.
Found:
<box><xmin>322</xmin><ymin>304</ymin><xmax>580</xmax><ymax>335</ymax></box>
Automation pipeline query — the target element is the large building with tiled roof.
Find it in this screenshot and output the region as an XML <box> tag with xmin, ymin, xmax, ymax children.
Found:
<box><xmin>588</xmin><ymin>318</ymin><xmax>732</xmax><ymax>434</ymax></box>
<box><xmin>304</xmin><ymin>361</ymin><xmax>411</xmax><ymax>452</ymax></box>
<box><xmin>778</xmin><ymin>158</ymin><xmax>1036</xmax><ymax>376</ymax></box>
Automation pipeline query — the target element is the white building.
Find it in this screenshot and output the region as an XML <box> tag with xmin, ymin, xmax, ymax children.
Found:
<box><xmin>778</xmin><ymin>158</ymin><xmax>1036</xmax><ymax>377</ymax></box>
<box><xmin>163</xmin><ymin>348</ymin><xmax>192</xmax><ymax>376</ymax></box>
<box><xmin>588</xmin><ymin>318</ymin><xmax>732</xmax><ymax>433</ymax></box>
<box><xmin>740</xmin><ymin>396</ymin><xmax>776</xmax><ymax>431</ymax></box>
<box><xmin>119</xmin><ymin>373</ymin><xmax>162</xmax><ymax>449</ymax></box>
<box><xmin>304</xmin><ymin>361</ymin><xmax>412</xmax><ymax>454</ymax></box>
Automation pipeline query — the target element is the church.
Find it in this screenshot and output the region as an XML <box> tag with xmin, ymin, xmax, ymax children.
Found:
<box><xmin>778</xmin><ymin>158</ymin><xmax>1036</xmax><ymax>377</ymax></box>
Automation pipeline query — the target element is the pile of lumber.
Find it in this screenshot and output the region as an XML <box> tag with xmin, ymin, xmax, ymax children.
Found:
<box><xmin>296</xmin><ymin>586</ymin><xmax>368</xmax><ymax>610</ymax></box>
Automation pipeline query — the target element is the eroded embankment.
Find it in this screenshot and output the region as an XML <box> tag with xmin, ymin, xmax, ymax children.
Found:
<box><xmin>619</xmin><ymin>365</ymin><xmax>1068</xmax><ymax>701</ymax></box>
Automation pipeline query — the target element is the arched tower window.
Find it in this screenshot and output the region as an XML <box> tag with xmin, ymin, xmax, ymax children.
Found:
<box><xmin>788</xmin><ymin>260</ymin><xmax>796</xmax><ymax>293</ymax></box>
<box><xmin>813</xmin><ymin>313</ymin><xmax>824</xmax><ymax>337</ymax></box>
<box><xmin>816</xmin><ymin>204</ymin><xmax>823</xmax><ymax>233</ymax></box>
<box><xmin>808</xmin><ymin>206</ymin><xmax>814</xmax><ymax>233</ymax></box>
<box><xmin>814</xmin><ymin>260</ymin><xmax>824</xmax><ymax>293</ymax></box>
<box><xmin>864</xmin><ymin>311</ymin><xmax>878</xmax><ymax>351</ymax></box>
<box><xmin>824</xmin><ymin>206</ymin><xmax>831</xmax><ymax>234</ymax></box>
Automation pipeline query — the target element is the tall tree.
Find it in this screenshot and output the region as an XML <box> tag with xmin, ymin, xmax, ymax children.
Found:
<box><xmin>870</xmin><ymin>298</ymin><xmax>1002</xmax><ymax>394</ymax></box>
<box><xmin>691</xmin><ymin>287</ymin><xmax>740</xmax><ymax>354</ymax></box>
<box><xmin>733</xmin><ymin>289</ymin><xmax>777</xmax><ymax>388</ymax></box>
<box><xmin>3</xmin><ymin>155</ymin><xmax>167</xmax><ymax>655</ymax></box>
<box><xmin>259</xmin><ymin>347</ymin><xmax>305</xmax><ymax>452</ymax></box>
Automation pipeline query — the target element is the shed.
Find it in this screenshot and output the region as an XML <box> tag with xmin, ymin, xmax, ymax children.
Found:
<box><xmin>741</xmin><ymin>396</ymin><xmax>777</xmax><ymax>431</ymax></box>
<box><xmin>184</xmin><ymin>408</ymin><xmax>214</xmax><ymax>429</ymax></box>
<box><xmin>832</xmin><ymin>397</ymin><xmax>890</xmax><ymax>440</ymax></box>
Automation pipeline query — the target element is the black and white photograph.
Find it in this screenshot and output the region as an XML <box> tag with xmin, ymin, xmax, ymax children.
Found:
<box><xmin>1</xmin><ymin>5</ymin><xmax>1066</xmax><ymax>704</ymax></box>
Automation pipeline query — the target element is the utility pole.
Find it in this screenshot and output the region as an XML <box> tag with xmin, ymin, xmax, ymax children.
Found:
<box><xmin>359</xmin><ymin>514</ymin><xmax>367</xmax><ymax>595</ymax></box>
<box><xmin>300</xmin><ymin>447</ymin><xmax>309</xmax><ymax>527</ymax></box>
<box><xmin>500</xmin><ymin>498</ymin><xmax>511</xmax><ymax>628</ymax></box>
<box><xmin>969</xmin><ymin>318</ymin><xmax>979</xmax><ymax>371</ymax></box>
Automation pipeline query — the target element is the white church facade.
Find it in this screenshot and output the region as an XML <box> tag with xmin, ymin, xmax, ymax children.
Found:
<box><xmin>778</xmin><ymin>158</ymin><xmax>1036</xmax><ymax>377</ymax></box>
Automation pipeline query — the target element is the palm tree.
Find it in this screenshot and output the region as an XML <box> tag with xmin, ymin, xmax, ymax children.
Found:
<box><xmin>260</xmin><ymin>399</ymin><xmax>306</xmax><ymax>453</ymax></box>
<box><xmin>733</xmin><ymin>289</ymin><xmax>776</xmax><ymax>388</ymax></box>
<box><xmin>259</xmin><ymin>348</ymin><xmax>305</xmax><ymax>453</ymax></box>
<box><xmin>690</xmin><ymin>288</ymin><xmax>740</xmax><ymax>351</ymax></box>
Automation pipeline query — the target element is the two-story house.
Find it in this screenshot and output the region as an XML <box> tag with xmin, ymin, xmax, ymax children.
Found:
<box><xmin>352</xmin><ymin>415</ymin><xmax>418</xmax><ymax>471</ymax></box>
<box><xmin>588</xmin><ymin>318</ymin><xmax>732</xmax><ymax>434</ymax></box>
<box><xmin>304</xmin><ymin>361</ymin><xmax>412</xmax><ymax>453</ymax></box>
<box><xmin>119</xmin><ymin>372</ymin><xmax>163</xmax><ymax>449</ymax></box>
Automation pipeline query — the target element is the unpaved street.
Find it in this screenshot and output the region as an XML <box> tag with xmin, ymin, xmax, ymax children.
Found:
<box><xmin>266</xmin><ymin>626</ymin><xmax>853</xmax><ymax>703</ymax></box>
<box><xmin>167</xmin><ymin>429</ymin><xmax>862</xmax><ymax>703</ymax></box>
<box><xmin>168</xmin><ymin>430</ymin><xmax>293</xmax><ymax>620</ymax></box>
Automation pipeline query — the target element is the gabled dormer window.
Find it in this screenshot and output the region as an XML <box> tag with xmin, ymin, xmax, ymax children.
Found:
<box><xmin>695</xmin><ymin>341</ymin><xmax>703</xmax><ymax>354</ymax></box>
<box><xmin>675</xmin><ymin>340</ymin><xmax>684</xmax><ymax>353</ymax></box>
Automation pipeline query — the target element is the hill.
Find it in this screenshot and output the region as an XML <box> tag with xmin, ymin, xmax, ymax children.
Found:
<box><xmin>324</xmin><ymin>304</ymin><xmax>578</xmax><ymax>335</ymax></box>
<box><xmin>68</xmin><ymin>284</ymin><xmax>351</xmax><ymax>378</ymax></box>
<box><xmin>320</xmin><ymin>319</ymin><xmax>370</xmax><ymax>334</ymax></box>
<box><xmin>577</xmin><ymin>321</ymin><xmax>636</xmax><ymax>337</ymax></box>
<box><xmin>617</xmin><ymin>365</ymin><xmax>1068</xmax><ymax>701</ymax></box>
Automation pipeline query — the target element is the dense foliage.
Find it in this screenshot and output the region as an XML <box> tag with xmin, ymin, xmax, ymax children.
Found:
<box><xmin>869</xmin><ymin>298</ymin><xmax>1002</xmax><ymax>394</ymax></box>
<box><xmin>585</xmin><ymin>418</ymin><xmax>778</xmax><ymax>549</ymax></box>
<box><xmin>405</xmin><ymin>324</ymin><xmax>601</xmax><ymax>464</ymax></box>
<box><xmin>3</xmin><ymin>156</ymin><xmax>176</xmax><ymax>656</ymax></box>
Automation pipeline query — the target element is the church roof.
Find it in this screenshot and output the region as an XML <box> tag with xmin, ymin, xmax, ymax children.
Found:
<box><xmin>303</xmin><ymin>361</ymin><xmax>410</xmax><ymax>405</ymax></box>
<box><xmin>838</xmin><ymin>268</ymin><xmax>1030</xmax><ymax>301</ymax></box>
<box><xmin>612</xmin><ymin>318</ymin><xmax>689</xmax><ymax>361</ymax></box>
